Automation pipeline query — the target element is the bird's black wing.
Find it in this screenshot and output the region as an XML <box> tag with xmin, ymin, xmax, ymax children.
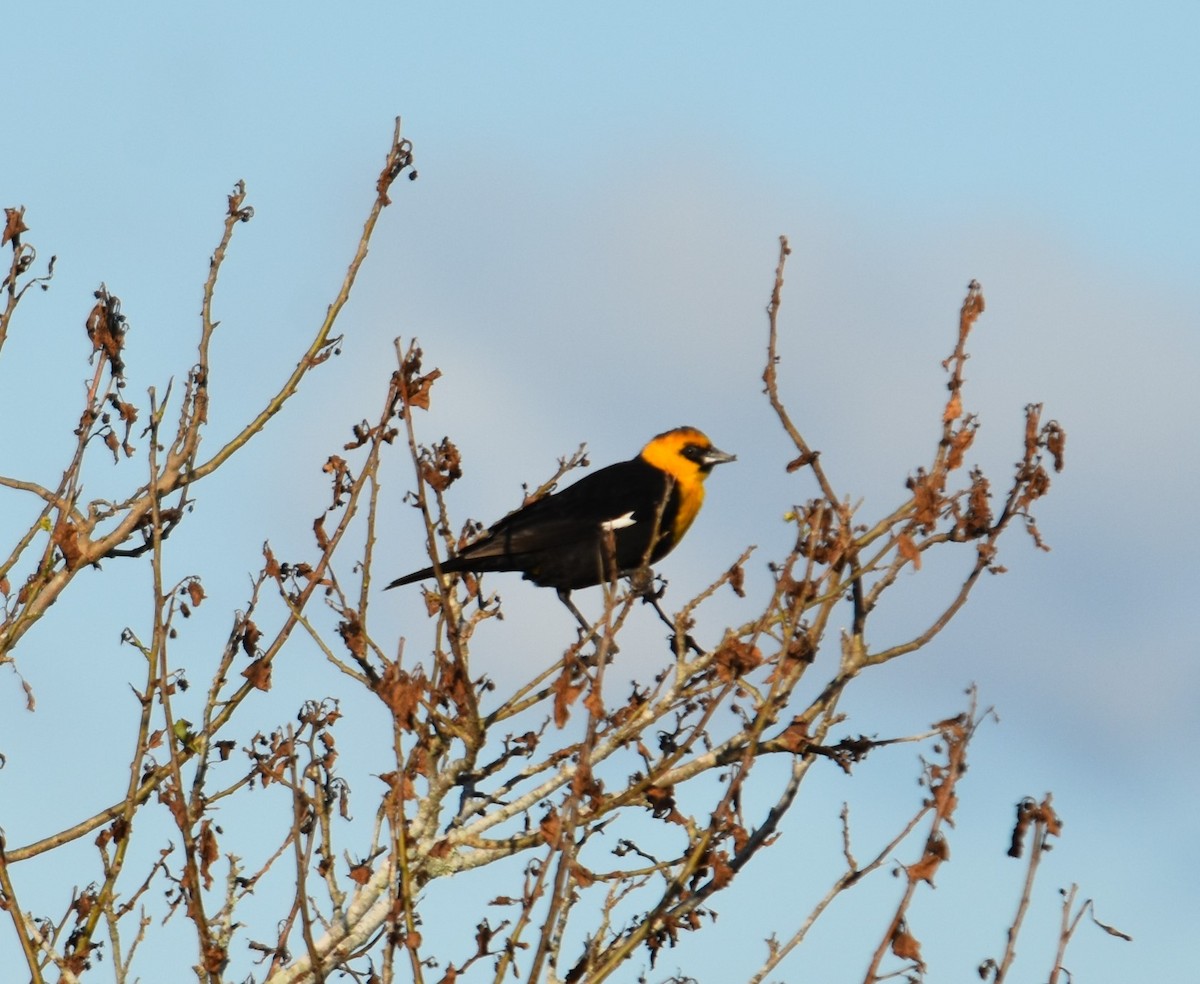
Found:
<box><xmin>385</xmin><ymin>456</ymin><xmax>673</xmax><ymax>591</ymax></box>
<box><xmin>473</xmin><ymin>457</ymin><xmax>669</xmax><ymax>557</ymax></box>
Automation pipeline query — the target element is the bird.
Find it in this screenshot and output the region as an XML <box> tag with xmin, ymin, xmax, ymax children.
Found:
<box><xmin>386</xmin><ymin>427</ymin><xmax>735</xmax><ymax>633</ymax></box>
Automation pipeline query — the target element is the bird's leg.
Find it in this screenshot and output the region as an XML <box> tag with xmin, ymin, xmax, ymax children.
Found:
<box><xmin>557</xmin><ymin>588</ymin><xmax>593</xmax><ymax>637</ymax></box>
<box><xmin>557</xmin><ymin>588</ymin><xmax>618</xmax><ymax>660</ymax></box>
<box><xmin>632</xmin><ymin>569</ymin><xmax>703</xmax><ymax>656</ymax></box>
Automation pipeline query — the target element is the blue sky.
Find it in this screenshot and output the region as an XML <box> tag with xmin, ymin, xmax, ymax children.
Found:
<box><xmin>2</xmin><ymin>3</ymin><xmax>1196</xmax><ymax>980</ymax></box>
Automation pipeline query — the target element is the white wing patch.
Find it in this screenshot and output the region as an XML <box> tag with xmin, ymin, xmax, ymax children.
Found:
<box><xmin>601</xmin><ymin>511</ymin><xmax>637</xmax><ymax>531</ymax></box>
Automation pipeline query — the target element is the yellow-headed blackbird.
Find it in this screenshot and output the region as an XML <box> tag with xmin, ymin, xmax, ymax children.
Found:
<box><xmin>386</xmin><ymin>427</ymin><xmax>734</xmax><ymax>612</ymax></box>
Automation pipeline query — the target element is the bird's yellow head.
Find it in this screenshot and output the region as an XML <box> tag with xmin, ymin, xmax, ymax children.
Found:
<box><xmin>639</xmin><ymin>427</ymin><xmax>736</xmax><ymax>540</ymax></box>
<box><xmin>640</xmin><ymin>427</ymin><xmax>736</xmax><ymax>483</ymax></box>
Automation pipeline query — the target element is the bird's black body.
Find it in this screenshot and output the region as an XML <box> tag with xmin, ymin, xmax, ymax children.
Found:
<box><xmin>393</xmin><ymin>458</ymin><xmax>679</xmax><ymax>592</ymax></box>
<box><xmin>386</xmin><ymin>427</ymin><xmax>734</xmax><ymax>597</ymax></box>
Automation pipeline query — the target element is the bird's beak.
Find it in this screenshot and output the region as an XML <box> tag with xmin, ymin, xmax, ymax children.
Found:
<box><xmin>701</xmin><ymin>446</ymin><xmax>736</xmax><ymax>468</ymax></box>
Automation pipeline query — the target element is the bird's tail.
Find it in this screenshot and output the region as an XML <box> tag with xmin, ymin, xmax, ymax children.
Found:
<box><xmin>384</xmin><ymin>566</ymin><xmax>437</xmax><ymax>591</ymax></box>
<box><xmin>385</xmin><ymin>555</ymin><xmax>476</xmax><ymax>591</ymax></box>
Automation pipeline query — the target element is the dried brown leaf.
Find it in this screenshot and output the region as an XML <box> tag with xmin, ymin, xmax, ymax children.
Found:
<box><xmin>420</xmin><ymin>437</ymin><xmax>462</xmax><ymax>492</ymax></box>
<box><xmin>891</xmin><ymin>923</ymin><xmax>925</xmax><ymax>970</ymax></box>
<box><xmin>943</xmin><ymin>390</ymin><xmax>963</xmax><ymax>423</ymax></box>
<box><xmin>337</xmin><ymin>612</ymin><xmax>366</xmax><ymax>662</ymax></box>
<box><xmin>1045</xmin><ymin>420</ymin><xmax>1067</xmax><ymax>472</ymax></box>
<box><xmin>52</xmin><ymin>516</ymin><xmax>86</xmax><ymax>571</ymax></box>
<box><xmin>774</xmin><ymin>716</ymin><xmax>810</xmax><ymax>753</ymax></box>
<box><xmin>946</xmin><ymin>420</ymin><xmax>976</xmax><ymax>470</ymax></box>
<box><xmin>1091</xmin><ymin>910</ymin><xmax>1133</xmax><ymax>942</ymax></box>
<box><xmin>85</xmin><ymin>288</ymin><xmax>128</xmax><ymax>379</ymax></box>
<box><xmin>3</xmin><ymin>206</ymin><xmax>29</xmax><ymax>246</ymax></box>
<box><xmin>714</xmin><ymin>638</ymin><xmax>763</xmax><ymax>683</ymax></box>
<box><xmin>727</xmin><ymin>559</ymin><xmax>746</xmax><ymax>597</ymax></box>
<box><xmin>186</xmin><ymin>580</ymin><xmax>205</xmax><ymax>608</ymax></box>
<box><xmin>785</xmin><ymin>450</ymin><xmax>817</xmax><ymax>472</ymax></box>
<box><xmin>375</xmin><ymin>665</ymin><xmax>425</xmax><ymax>730</ymax></box>
<box><xmin>198</xmin><ymin>820</ymin><xmax>219</xmax><ymax>890</ymax></box>
<box><xmin>962</xmin><ymin>469</ymin><xmax>993</xmax><ymax>538</ymax></box>
<box><xmin>897</xmin><ymin>532</ymin><xmax>921</xmax><ymax>570</ymax></box>
<box><xmin>240</xmin><ymin>617</ymin><xmax>262</xmax><ymax>657</ymax></box>
<box><xmin>583</xmin><ymin>678</ymin><xmax>606</xmax><ymax>720</ymax></box>
<box><xmin>398</xmin><ymin>346</ymin><xmax>442</xmax><ymax>410</ymax></box>
<box><xmin>241</xmin><ymin>657</ymin><xmax>272</xmax><ymax>692</ymax></box>
<box><xmin>553</xmin><ymin>665</ymin><xmax>584</xmax><ymax>729</ymax></box>
<box><xmin>645</xmin><ymin>785</ymin><xmax>687</xmax><ymax>826</ymax></box>
<box><xmin>540</xmin><ymin>807</ymin><xmax>562</xmax><ymax>848</ymax></box>
<box><xmin>706</xmin><ymin>849</ymin><xmax>734</xmax><ymax>890</ymax></box>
